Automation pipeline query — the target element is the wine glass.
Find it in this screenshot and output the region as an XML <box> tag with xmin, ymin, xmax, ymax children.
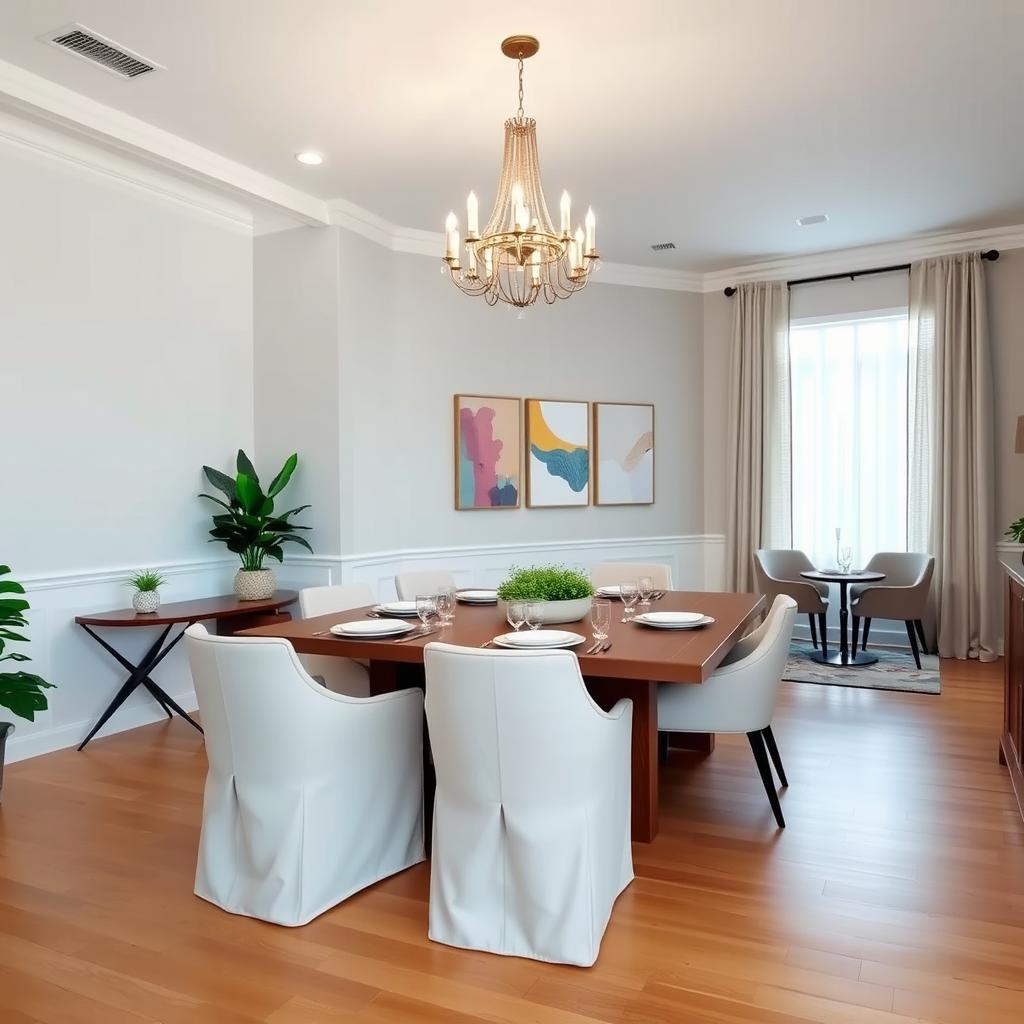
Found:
<box><xmin>839</xmin><ymin>546</ymin><xmax>853</xmax><ymax>574</ymax></box>
<box><xmin>523</xmin><ymin>602</ymin><xmax>543</xmax><ymax>630</ymax></box>
<box><xmin>415</xmin><ymin>594</ymin><xmax>438</xmax><ymax>631</ymax></box>
<box><xmin>620</xmin><ymin>581</ymin><xmax>640</xmax><ymax>622</ymax></box>
<box><xmin>638</xmin><ymin>575</ymin><xmax>654</xmax><ymax>608</ymax></box>
<box><xmin>506</xmin><ymin>600</ymin><xmax>526</xmax><ymax>632</ymax></box>
<box><xmin>435</xmin><ymin>586</ymin><xmax>455</xmax><ymax>626</ymax></box>
<box><xmin>591</xmin><ymin>599</ymin><xmax>611</xmax><ymax>644</ymax></box>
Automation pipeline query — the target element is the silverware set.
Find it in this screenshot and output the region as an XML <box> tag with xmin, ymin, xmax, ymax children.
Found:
<box><xmin>585</xmin><ymin>640</ymin><xmax>613</xmax><ymax>655</ymax></box>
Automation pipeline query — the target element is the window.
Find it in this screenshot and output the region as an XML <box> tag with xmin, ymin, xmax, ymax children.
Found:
<box><xmin>789</xmin><ymin>309</ymin><xmax>910</xmax><ymax>568</ymax></box>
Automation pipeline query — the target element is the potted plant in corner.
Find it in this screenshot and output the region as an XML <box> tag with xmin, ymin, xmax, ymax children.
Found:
<box><xmin>127</xmin><ymin>569</ymin><xmax>168</xmax><ymax>613</ymax></box>
<box><xmin>1006</xmin><ymin>517</ymin><xmax>1024</xmax><ymax>568</ymax></box>
<box><xmin>1</xmin><ymin>565</ymin><xmax>56</xmax><ymax>798</ymax></box>
<box><xmin>200</xmin><ymin>450</ymin><xmax>313</xmax><ymax>601</ymax></box>
<box><xmin>496</xmin><ymin>565</ymin><xmax>595</xmax><ymax>625</ymax></box>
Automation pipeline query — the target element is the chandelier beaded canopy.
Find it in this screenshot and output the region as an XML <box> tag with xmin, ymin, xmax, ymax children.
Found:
<box><xmin>442</xmin><ymin>35</ymin><xmax>599</xmax><ymax>308</ymax></box>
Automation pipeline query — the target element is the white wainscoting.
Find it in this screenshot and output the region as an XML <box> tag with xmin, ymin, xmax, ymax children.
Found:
<box><xmin>7</xmin><ymin>535</ymin><xmax>723</xmax><ymax>763</ymax></box>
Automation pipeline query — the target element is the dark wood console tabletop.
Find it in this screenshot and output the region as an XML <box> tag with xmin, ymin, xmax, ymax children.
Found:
<box><xmin>1001</xmin><ymin>561</ymin><xmax>1024</xmax><ymax>823</ymax></box>
<box><xmin>74</xmin><ymin>591</ymin><xmax>297</xmax><ymax>750</ymax></box>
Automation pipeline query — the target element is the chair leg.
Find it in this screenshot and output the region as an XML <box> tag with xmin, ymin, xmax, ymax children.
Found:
<box><xmin>818</xmin><ymin>613</ymin><xmax>828</xmax><ymax>658</ymax></box>
<box><xmin>747</xmin><ymin>731</ymin><xmax>786</xmax><ymax>828</ymax></box>
<box><xmin>905</xmin><ymin>619</ymin><xmax>922</xmax><ymax>670</ymax></box>
<box><xmin>808</xmin><ymin>613</ymin><xmax>818</xmax><ymax>649</ymax></box>
<box><xmin>914</xmin><ymin>619</ymin><xmax>928</xmax><ymax>655</ymax></box>
<box><xmin>862</xmin><ymin>617</ymin><xmax>872</xmax><ymax>650</ymax></box>
<box><xmin>658</xmin><ymin>731</ymin><xmax>669</xmax><ymax>764</ymax></box>
<box><xmin>761</xmin><ymin>724</ymin><xmax>788</xmax><ymax>788</ymax></box>
<box><xmin>851</xmin><ymin>615</ymin><xmax>861</xmax><ymax>655</ymax></box>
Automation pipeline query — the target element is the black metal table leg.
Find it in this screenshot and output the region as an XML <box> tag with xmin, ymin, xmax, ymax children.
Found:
<box><xmin>77</xmin><ymin>623</ymin><xmax>203</xmax><ymax>749</ymax></box>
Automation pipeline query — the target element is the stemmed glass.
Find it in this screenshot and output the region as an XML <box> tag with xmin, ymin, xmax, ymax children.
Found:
<box><xmin>620</xmin><ymin>581</ymin><xmax>640</xmax><ymax>622</ymax></box>
<box><xmin>506</xmin><ymin>600</ymin><xmax>526</xmax><ymax>631</ymax></box>
<box><xmin>435</xmin><ymin>586</ymin><xmax>455</xmax><ymax>627</ymax></box>
<box><xmin>523</xmin><ymin>602</ymin><xmax>543</xmax><ymax>630</ymax></box>
<box><xmin>839</xmin><ymin>547</ymin><xmax>853</xmax><ymax>574</ymax></box>
<box><xmin>591</xmin><ymin>599</ymin><xmax>611</xmax><ymax>646</ymax></box>
<box><xmin>415</xmin><ymin>594</ymin><xmax>438</xmax><ymax>632</ymax></box>
<box><xmin>638</xmin><ymin>576</ymin><xmax>654</xmax><ymax>608</ymax></box>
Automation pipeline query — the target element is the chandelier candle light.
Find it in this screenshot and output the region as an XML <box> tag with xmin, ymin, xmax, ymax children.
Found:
<box><xmin>443</xmin><ymin>35</ymin><xmax>599</xmax><ymax>308</ymax></box>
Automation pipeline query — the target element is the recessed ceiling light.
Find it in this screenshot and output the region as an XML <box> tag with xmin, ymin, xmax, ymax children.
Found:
<box><xmin>295</xmin><ymin>151</ymin><xmax>324</xmax><ymax>166</ymax></box>
<box><xmin>796</xmin><ymin>213</ymin><xmax>829</xmax><ymax>227</ymax></box>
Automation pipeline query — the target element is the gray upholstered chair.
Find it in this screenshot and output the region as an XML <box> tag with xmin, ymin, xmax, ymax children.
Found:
<box><xmin>395</xmin><ymin>570</ymin><xmax>457</xmax><ymax>601</ymax></box>
<box><xmin>850</xmin><ymin>553</ymin><xmax>935</xmax><ymax>669</ymax></box>
<box><xmin>753</xmin><ymin>550</ymin><xmax>830</xmax><ymax>656</ymax></box>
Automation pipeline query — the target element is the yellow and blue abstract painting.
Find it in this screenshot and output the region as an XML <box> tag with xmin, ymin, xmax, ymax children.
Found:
<box><xmin>526</xmin><ymin>399</ymin><xmax>590</xmax><ymax>506</ymax></box>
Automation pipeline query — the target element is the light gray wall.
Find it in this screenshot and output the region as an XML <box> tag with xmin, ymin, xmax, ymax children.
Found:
<box><xmin>702</xmin><ymin>288</ymin><xmax>732</xmax><ymax>536</ymax></box>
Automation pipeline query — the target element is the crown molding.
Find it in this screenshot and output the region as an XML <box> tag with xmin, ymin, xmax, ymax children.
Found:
<box><xmin>701</xmin><ymin>223</ymin><xmax>1024</xmax><ymax>292</ymax></box>
<box><xmin>0</xmin><ymin>58</ymin><xmax>329</xmax><ymax>226</ymax></box>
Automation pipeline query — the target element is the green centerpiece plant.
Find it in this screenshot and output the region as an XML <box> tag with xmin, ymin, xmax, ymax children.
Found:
<box><xmin>200</xmin><ymin>450</ymin><xmax>313</xmax><ymax>600</ymax></box>
<box><xmin>1006</xmin><ymin>516</ymin><xmax>1024</xmax><ymax>567</ymax></box>
<box><xmin>497</xmin><ymin>565</ymin><xmax>594</xmax><ymax>625</ymax></box>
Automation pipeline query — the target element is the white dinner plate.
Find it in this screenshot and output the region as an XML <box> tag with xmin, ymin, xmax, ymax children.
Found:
<box><xmin>330</xmin><ymin>618</ymin><xmax>414</xmax><ymax>638</ymax></box>
<box><xmin>492</xmin><ymin>630</ymin><xmax>587</xmax><ymax>650</ymax></box>
<box><xmin>457</xmin><ymin>589</ymin><xmax>498</xmax><ymax>603</ymax></box>
<box><xmin>374</xmin><ymin>601</ymin><xmax>419</xmax><ymax>617</ymax></box>
<box><xmin>634</xmin><ymin>612</ymin><xmax>714</xmax><ymax>630</ymax></box>
<box><xmin>596</xmin><ymin>585</ymin><xmax>623</xmax><ymax>597</ymax></box>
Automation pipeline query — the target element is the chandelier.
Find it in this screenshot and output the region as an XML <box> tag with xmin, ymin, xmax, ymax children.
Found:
<box><xmin>442</xmin><ymin>35</ymin><xmax>598</xmax><ymax>308</ymax></box>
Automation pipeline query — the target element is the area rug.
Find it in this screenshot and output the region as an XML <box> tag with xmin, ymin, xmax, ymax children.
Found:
<box><xmin>783</xmin><ymin>642</ymin><xmax>940</xmax><ymax>694</ymax></box>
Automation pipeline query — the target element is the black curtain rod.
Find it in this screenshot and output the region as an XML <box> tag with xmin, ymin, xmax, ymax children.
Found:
<box><xmin>722</xmin><ymin>249</ymin><xmax>1000</xmax><ymax>297</ymax></box>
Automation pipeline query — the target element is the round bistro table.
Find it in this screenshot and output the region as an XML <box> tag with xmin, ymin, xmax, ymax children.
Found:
<box><xmin>799</xmin><ymin>569</ymin><xmax>886</xmax><ymax>667</ymax></box>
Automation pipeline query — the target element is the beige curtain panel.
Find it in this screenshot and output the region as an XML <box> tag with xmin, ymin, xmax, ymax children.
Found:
<box><xmin>724</xmin><ymin>281</ymin><xmax>792</xmax><ymax>592</ymax></box>
<box><xmin>908</xmin><ymin>252</ymin><xmax>998</xmax><ymax>660</ymax></box>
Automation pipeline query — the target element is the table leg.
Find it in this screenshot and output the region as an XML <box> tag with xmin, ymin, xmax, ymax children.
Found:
<box><xmin>838</xmin><ymin>581</ymin><xmax>850</xmax><ymax>664</ymax></box>
<box><xmin>586</xmin><ymin>678</ymin><xmax>659</xmax><ymax>843</ymax></box>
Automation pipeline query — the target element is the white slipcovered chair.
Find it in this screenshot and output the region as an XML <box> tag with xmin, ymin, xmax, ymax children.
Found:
<box><xmin>754</xmin><ymin>549</ymin><xmax>829</xmax><ymax>655</ymax></box>
<box><xmin>590</xmin><ymin>562</ymin><xmax>673</xmax><ymax>591</ymax></box>
<box><xmin>298</xmin><ymin>583</ymin><xmax>375</xmax><ymax>695</ymax></box>
<box><xmin>395</xmin><ymin>570</ymin><xmax>457</xmax><ymax>601</ymax></box>
<box><xmin>184</xmin><ymin>624</ymin><xmax>425</xmax><ymax>926</ymax></box>
<box><xmin>658</xmin><ymin>594</ymin><xmax>798</xmax><ymax>829</ymax></box>
<box><xmin>423</xmin><ymin>643</ymin><xmax>633</xmax><ymax>966</ymax></box>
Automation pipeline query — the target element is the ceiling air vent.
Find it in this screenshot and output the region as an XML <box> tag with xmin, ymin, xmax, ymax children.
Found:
<box><xmin>44</xmin><ymin>24</ymin><xmax>163</xmax><ymax>79</ymax></box>
<box><xmin>650</xmin><ymin>242</ymin><xmax>676</xmax><ymax>252</ymax></box>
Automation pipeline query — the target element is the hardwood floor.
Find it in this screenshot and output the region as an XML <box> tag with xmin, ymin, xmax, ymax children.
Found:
<box><xmin>1</xmin><ymin>658</ymin><xmax>1022</xmax><ymax>1023</ymax></box>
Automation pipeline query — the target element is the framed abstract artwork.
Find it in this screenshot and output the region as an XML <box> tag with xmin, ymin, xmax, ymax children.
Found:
<box><xmin>525</xmin><ymin>398</ymin><xmax>590</xmax><ymax>507</ymax></box>
<box><xmin>593</xmin><ymin>402</ymin><xmax>655</xmax><ymax>505</ymax></box>
<box><xmin>454</xmin><ymin>394</ymin><xmax>521</xmax><ymax>509</ymax></box>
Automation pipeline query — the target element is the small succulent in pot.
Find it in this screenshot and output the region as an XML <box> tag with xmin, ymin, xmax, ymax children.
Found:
<box><xmin>128</xmin><ymin>569</ymin><xmax>168</xmax><ymax>613</ymax></box>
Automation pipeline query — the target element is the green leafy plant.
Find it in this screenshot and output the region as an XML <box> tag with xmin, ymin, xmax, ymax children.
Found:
<box><xmin>1006</xmin><ymin>517</ymin><xmax>1024</xmax><ymax>544</ymax></box>
<box><xmin>200</xmin><ymin>450</ymin><xmax>313</xmax><ymax>571</ymax></box>
<box><xmin>127</xmin><ymin>569</ymin><xmax>167</xmax><ymax>593</ymax></box>
<box><xmin>0</xmin><ymin>565</ymin><xmax>55</xmax><ymax>722</ymax></box>
<box><xmin>496</xmin><ymin>565</ymin><xmax>594</xmax><ymax>602</ymax></box>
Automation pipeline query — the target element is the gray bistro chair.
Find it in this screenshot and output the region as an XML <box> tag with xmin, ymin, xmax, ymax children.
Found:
<box><xmin>850</xmin><ymin>553</ymin><xmax>935</xmax><ymax>669</ymax></box>
<box><xmin>753</xmin><ymin>550</ymin><xmax>830</xmax><ymax>656</ymax></box>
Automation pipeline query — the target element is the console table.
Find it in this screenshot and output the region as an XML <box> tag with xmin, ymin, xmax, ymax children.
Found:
<box><xmin>1001</xmin><ymin>562</ymin><xmax>1024</xmax><ymax>823</ymax></box>
<box><xmin>74</xmin><ymin>591</ymin><xmax>298</xmax><ymax>750</ymax></box>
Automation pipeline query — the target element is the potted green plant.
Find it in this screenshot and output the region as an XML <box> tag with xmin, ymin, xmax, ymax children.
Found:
<box><xmin>127</xmin><ymin>569</ymin><xmax>168</xmax><ymax>613</ymax></box>
<box><xmin>200</xmin><ymin>450</ymin><xmax>313</xmax><ymax>601</ymax></box>
<box><xmin>1</xmin><ymin>565</ymin><xmax>55</xmax><ymax>798</ymax></box>
<box><xmin>1006</xmin><ymin>517</ymin><xmax>1024</xmax><ymax>567</ymax></box>
<box><xmin>496</xmin><ymin>565</ymin><xmax>595</xmax><ymax>624</ymax></box>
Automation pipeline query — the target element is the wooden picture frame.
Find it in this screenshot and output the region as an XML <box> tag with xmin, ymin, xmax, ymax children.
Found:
<box><xmin>525</xmin><ymin>398</ymin><xmax>591</xmax><ymax>508</ymax></box>
<box><xmin>593</xmin><ymin>401</ymin><xmax>655</xmax><ymax>506</ymax></box>
<box><xmin>453</xmin><ymin>394</ymin><xmax>522</xmax><ymax>510</ymax></box>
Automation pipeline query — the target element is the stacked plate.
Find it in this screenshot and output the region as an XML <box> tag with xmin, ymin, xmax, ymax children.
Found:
<box><xmin>596</xmin><ymin>584</ymin><xmax>624</xmax><ymax>598</ymax></box>
<box><xmin>457</xmin><ymin>589</ymin><xmax>499</xmax><ymax>604</ymax></box>
<box><xmin>491</xmin><ymin>630</ymin><xmax>586</xmax><ymax>650</ymax></box>
<box><xmin>329</xmin><ymin>618</ymin><xmax>415</xmax><ymax>639</ymax></box>
<box><xmin>634</xmin><ymin>611</ymin><xmax>715</xmax><ymax>630</ymax></box>
<box><xmin>373</xmin><ymin>600</ymin><xmax>420</xmax><ymax>618</ymax></box>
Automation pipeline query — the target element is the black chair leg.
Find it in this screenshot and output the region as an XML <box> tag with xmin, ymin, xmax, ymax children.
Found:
<box><xmin>761</xmin><ymin>724</ymin><xmax>788</xmax><ymax>788</ymax></box>
<box><xmin>851</xmin><ymin>615</ymin><xmax>861</xmax><ymax>655</ymax></box>
<box><xmin>914</xmin><ymin>619</ymin><xmax>928</xmax><ymax>655</ymax></box>
<box><xmin>862</xmin><ymin>617</ymin><xmax>872</xmax><ymax>650</ymax></box>
<box><xmin>747</xmin><ymin>731</ymin><xmax>786</xmax><ymax>828</ymax></box>
<box><xmin>905</xmin><ymin>619</ymin><xmax>922</xmax><ymax>670</ymax></box>
<box><xmin>808</xmin><ymin>613</ymin><xmax>818</xmax><ymax>649</ymax></box>
<box><xmin>818</xmin><ymin>613</ymin><xmax>828</xmax><ymax>658</ymax></box>
<box><xmin>658</xmin><ymin>731</ymin><xmax>669</xmax><ymax>764</ymax></box>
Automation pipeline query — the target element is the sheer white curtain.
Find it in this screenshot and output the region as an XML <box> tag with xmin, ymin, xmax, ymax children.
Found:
<box><xmin>790</xmin><ymin>313</ymin><xmax>909</xmax><ymax>568</ymax></box>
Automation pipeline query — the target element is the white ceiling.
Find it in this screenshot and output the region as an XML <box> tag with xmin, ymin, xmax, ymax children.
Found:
<box><xmin>1</xmin><ymin>0</ymin><xmax>1023</xmax><ymax>271</ymax></box>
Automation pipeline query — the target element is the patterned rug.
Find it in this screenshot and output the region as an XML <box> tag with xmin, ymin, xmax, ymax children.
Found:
<box><xmin>783</xmin><ymin>641</ymin><xmax>940</xmax><ymax>694</ymax></box>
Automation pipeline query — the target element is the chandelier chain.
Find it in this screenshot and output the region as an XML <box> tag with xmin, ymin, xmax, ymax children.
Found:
<box><xmin>517</xmin><ymin>55</ymin><xmax>525</xmax><ymax>119</ymax></box>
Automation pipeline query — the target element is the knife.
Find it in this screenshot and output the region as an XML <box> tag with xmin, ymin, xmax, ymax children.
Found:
<box><xmin>393</xmin><ymin>628</ymin><xmax>439</xmax><ymax>644</ymax></box>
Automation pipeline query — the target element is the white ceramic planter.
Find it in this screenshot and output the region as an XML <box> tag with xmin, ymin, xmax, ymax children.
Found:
<box><xmin>132</xmin><ymin>590</ymin><xmax>161</xmax><ymax>613</ymax></box>
<box><xmin>499</xmin><ymin>596</ymin><xmax>593</xmax><ymax>625</ymax></box>
<box><xmin>235</xmin><ymin>568</ymin><xmax>276</xmax><ymax>601</ymax></box>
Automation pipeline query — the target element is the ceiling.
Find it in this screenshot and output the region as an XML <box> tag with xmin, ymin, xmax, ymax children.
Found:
<box><xmin>1</xmin><ymin>0</ymin><xmax>1023</xmax><ymax>271</ymax></box>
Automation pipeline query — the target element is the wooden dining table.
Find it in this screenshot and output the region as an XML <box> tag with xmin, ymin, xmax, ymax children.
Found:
<box><xmin>241</xmin><ymin>589</ymin><xmax>764</xmax><ymax>843</ymax></box>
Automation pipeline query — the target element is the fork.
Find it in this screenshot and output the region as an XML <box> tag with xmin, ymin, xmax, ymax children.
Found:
<box><xmin>597</xmin><ymin>640</ymin><xmax>613</xmax><ymax>654</ymax></box>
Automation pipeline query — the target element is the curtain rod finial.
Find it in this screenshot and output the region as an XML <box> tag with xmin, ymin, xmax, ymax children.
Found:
<box><xmin>724</xmin><ymin>286</ymin><xmax>737</xmax><ymax>297</ymax></box>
